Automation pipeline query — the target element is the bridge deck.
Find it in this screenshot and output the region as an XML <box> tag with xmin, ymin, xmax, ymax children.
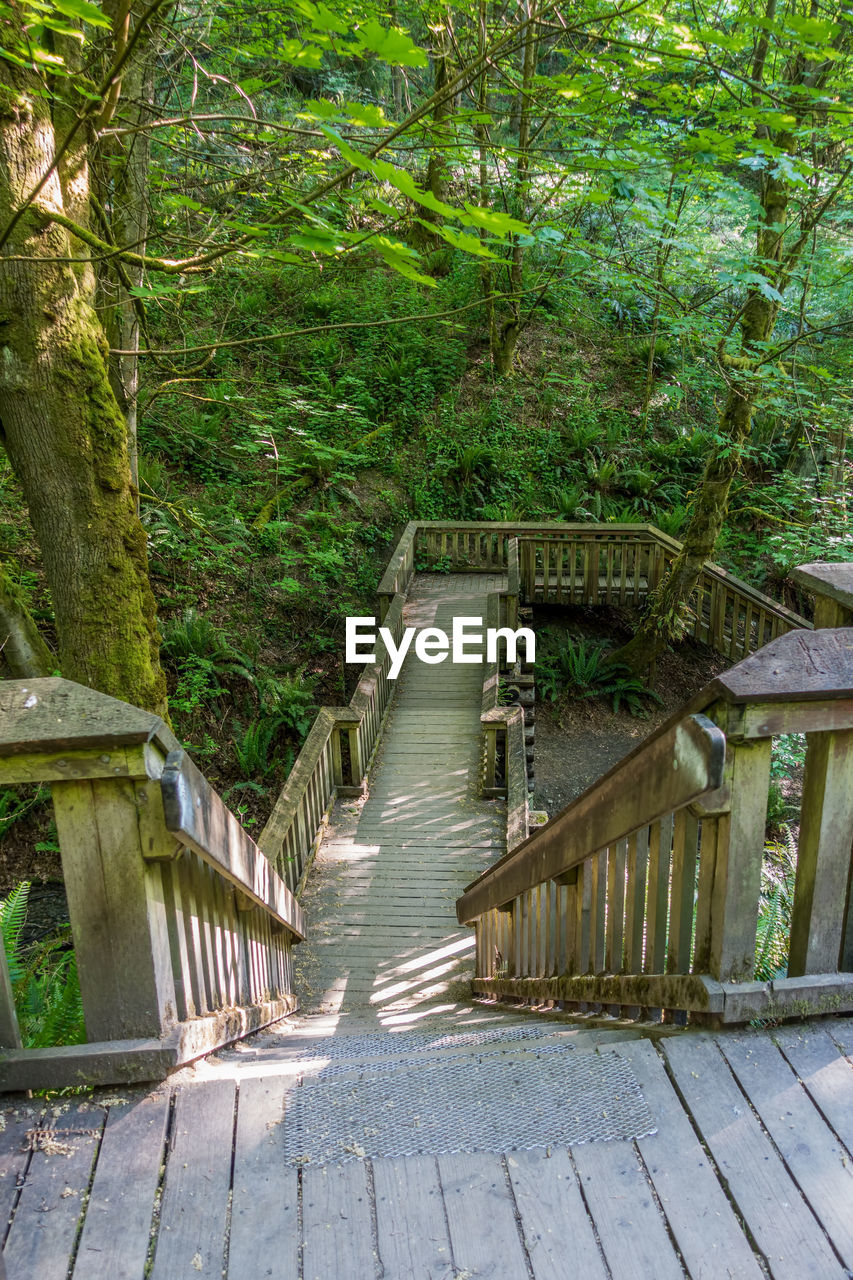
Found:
<box><xmin>294</xmin><ymin>571</ymin><xmax>508</xmax><ymax>1031</ymax></box>
<box><xmin>6</xmin><ymin>571</ymin><xmax>853</xmax><ymax>1278</ymax></box>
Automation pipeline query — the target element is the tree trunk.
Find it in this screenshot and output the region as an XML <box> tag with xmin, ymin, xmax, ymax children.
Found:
<box><xmin>0</xmin><ymin>564</ymin><xmax>54</xmax><ymax>678</ymax></box>
<box><xmin>0</xmin><ymin>55</ymin><xmax>168</xmax><ymax>715</ymax></box>
<box><xmin>610</xmin><ymin>18</ymin><xmax>829</xmax><ymax>674</ymax></box>
<box><xmin>93</xmin><ymin>0</ymin><xmax>158</xmax><ymax>495</ymax></box>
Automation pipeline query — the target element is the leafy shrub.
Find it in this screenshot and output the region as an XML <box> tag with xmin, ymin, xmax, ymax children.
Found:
<box><xmin>536</xmin><ymin>631</ymin><xmax>661</xmax><ymax>717</ymax></box>
<box><xmin>0</xmin><ymin>882</ymin><xmax>85</xmax><ymax>1048</ymax></box>
<box><xmin>633</xmin><ymin>338</ymin><xmax>679</xmax><ymax>377</ymax></box>
<box><xmin>755</xmin><ymin>826</ymin><xmax>797</xmax><ymax>981</ymax></box>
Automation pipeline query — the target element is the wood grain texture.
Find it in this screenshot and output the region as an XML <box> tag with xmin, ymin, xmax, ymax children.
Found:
<box><xmin>717</xmin><ymin>1032</ymin><xmax>853</xmax><ymax>1268</ymax></box>
<box><xmin>438</xmin><ymin>1151</ymin><xmax>530</xmax><ymax>1279</ymax></box>
<box><xmin>662</xmin><ymin>1035</ymin><xmax>845</xmax><ymax>1279</ymax></box>
<box><xmin>373</xmin><ymin>1155</ymin><xmax>453</xmax><ymax>1280</ymax></box>
<box><xmin>571</xmin><ymin>1138</ymin><xmax>685</xmax><ymax>1280</ymax></box>
<box><xmin>150</xmin><ymin>1080</ymin><xmax>235</xmax><ymax>1280</ymax></box>
<box><xmin>302</xmin><ymin>1161</ymin><xmax>377</xmax><ymax>1280</ymax></box>
<box><xmin>506</xmin><ymin>1146</ymin><xmax>607</xmax><ymax>1280</ymax></box>
<box><xmin>4</xmin><ymin>1104</ymin><xmax>103</xmax><ymax>1280</ymax></box>
<box><xmin>73</xmin><ymin>1094</ymin><xmax>168</xmax><ymax>1280</ymax></box>
<box><xmin>615</xmin><ymin>1039</ymin><xmax>764</xmax><ymax>1280</ymax></box>
<box><xmin>228</xmin><ymin>1076</ymin><xmax>298</xmax><ymax>1280</ymax></box>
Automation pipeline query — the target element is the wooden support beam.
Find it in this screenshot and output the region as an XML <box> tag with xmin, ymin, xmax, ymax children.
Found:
<box><xmin>707</xmin><ymin>739</ymin><xmax>772</xmax><ymax>983</ymax></box>
<box><xmin>789</xmin><ymin>730</ymin><xmax>853</xmax><ymax>976</ymax></box>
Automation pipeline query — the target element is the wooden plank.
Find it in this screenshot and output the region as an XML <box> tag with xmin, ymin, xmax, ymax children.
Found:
<box><xmin>4</xmin><ymin>1103</ymin><xmax>103</xmax><ymax>1280</ymax></box>
<box><xmin>73</xmin><ymin>1094</ymin><xmax>169</xmax><ymax>1280</ymax></box>
<box><xmin>775</xmin><ymin>1022</ymin><xmax>853</xmax><ymax>1150</ymax></box>
<box><xmin>571</xmin><ymin>1138</ymin><xmax>685</xmax><ymax>1280</ymax></box>
<box><xmin>644</xmin><ymin>816</ymin><xmax>671</xmax><ymax>976</ymax></box>
<box><xmin>150</xmin><ymin>1080</ymin><xmax>235</xmax><ymax>1280</ymax></box>
<box><xmin>662</xmin><ymin>1036</ymin><xmax>845</xmax><ymax>1279</ymax></box>
<box><xmin>0</xmin><ymin>1103</ymin><xmax>37</xmax><ymax>1242</ymax></box>
<box><xmin>228</xmin><ymin>1076</ymin><xmax>298</xmax><ymax>1279</ymax></box>
<box><xmin>373</xmin><ymin>1155</ymin><xmax>453</xmax><ymax>1280</ymax></box>
<box><xmin>718</xmin><ymin>1032</ymin><xmax>853</xmax><ymax>1268</ymax></box>
<box><xmin>0</xmin><ymin>677</ymin><xmax>177</xmax><ymax>757</ymax></box>
<box><xmin>438</xmin><ymin>1151</ymin><xmax>528</xmax><ymax>1277</ymax></box>
<box><xmin>623</xmin><ymin>829</ymin><xmax>648</xmax><ymax>974</ymax></box>
<box><xmin>506</xmin><ymin>1146</ymin><xmax>607</xmax><ymax>1280</ymax></box>
<box><xmin>616</xmin><ymin>1039</ymin><xmax>763</xmax><ymax>1280</ymax></box>
<box><xmin>302</xmin><ymin>1161</ymin><xmax>376</xmax><ymax>1280</ymax></box>
<box><xmin>789</xmin><ymin>730</ymin><xmax>853</xmax><ymax>975</ymax></box>
<box><xmin>605</xmin><ymin>839</ymin><xmax>626</xmax><ymax>973</ymax></box>
<box><xmin>667</xmin><ymin>810</ymin><xmax>698</xmax><ymax>973</ymax></box>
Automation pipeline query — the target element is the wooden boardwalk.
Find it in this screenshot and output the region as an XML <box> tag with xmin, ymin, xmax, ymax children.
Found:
<box><xmin>5</xmin><ymin>571</ymin><xmax>853</xmax><ymax>1278</ymax></box>
<box><xmin>294</xmin><ymin>572</ymin><xmax>508</xmax><ymax>1030</ymax></box>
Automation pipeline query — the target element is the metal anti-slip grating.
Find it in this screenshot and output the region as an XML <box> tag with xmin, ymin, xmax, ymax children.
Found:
<box><xmin>282</xmin><ymin>1048</ymin><xmax>655</xmax><ymax>1165</ymax></box>
<box><xmin>301</xmin><ymin>1023</ymin><xmax>557</xmax><ymax>1061</ymax></box>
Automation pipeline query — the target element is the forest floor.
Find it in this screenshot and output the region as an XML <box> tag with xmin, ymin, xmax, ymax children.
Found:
<box><xmin>532</xmin><ymin>604</ymin><xmax>729</xmax><ymax>816</ymax></box>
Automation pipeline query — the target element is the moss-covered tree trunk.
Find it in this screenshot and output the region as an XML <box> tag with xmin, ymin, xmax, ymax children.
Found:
<box><xmin>611</xmin><ymin>17</ymin><xmax>833</xmax><ymax>674</ymax></box>
<box><xmin>0</xmin><ymin>58</ymin><xmax>168</xmax><ymax>714</ymax></box>
<box><xmin>0</xmin><ymin>563</ymin><xmax>54</xmax><ymax>678</ymax></box>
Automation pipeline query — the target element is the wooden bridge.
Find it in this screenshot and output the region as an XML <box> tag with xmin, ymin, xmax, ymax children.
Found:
<box><xmin>2</xmin><ymin>525</ymin><xmax>853</xmax><ymax>1279</ymax></box>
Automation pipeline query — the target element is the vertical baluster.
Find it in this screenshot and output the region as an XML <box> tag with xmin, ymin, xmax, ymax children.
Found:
<box><xmin>605</xmin><ymin>839</ymin><xmax>627</xmax><ymax>973</ymax></box>
<box><xmin>576</xmin><ymin>863</ymin><xmax>591</xmax><ymax>974</ymax></box>
<box><xmin>590</xmin><ymin>849</ymin><xmax>607</xmax><ymax>973</ymax></box>
<box><xmin>161</xmin><ymin>860</ymin><xmax>195</xmax><ymax>1019</ymax></box>
<box><xmin>667</xmin><ymin>811</ymin><xmax>699</xmax><ymax>974</ymax></box>
<box><xmin>644</xmin><ymin>816</ymin><xmax>672</xmax><ymax>978</ymax></box>
<box><xmin>623</xmin><ymin>828</ymin><xmax>649</xmax><ymax>974</ymax></box>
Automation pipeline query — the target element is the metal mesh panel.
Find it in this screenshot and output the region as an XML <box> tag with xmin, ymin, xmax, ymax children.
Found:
<box><xmin>282</xmin><ymin>1048</ymin><xmax>654</xmax><ymax>1165</ymax></box>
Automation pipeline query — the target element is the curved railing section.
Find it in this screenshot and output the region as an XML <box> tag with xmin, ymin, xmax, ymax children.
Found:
<box><xmin>457</xmin><ymin>627</ymin><xmax>853</xmax><ymax>1026</ymax></box>
<box><xmin>392</xmin><ymin>520</ymin><xmax>809</xmax><ymax>662</ymax></box>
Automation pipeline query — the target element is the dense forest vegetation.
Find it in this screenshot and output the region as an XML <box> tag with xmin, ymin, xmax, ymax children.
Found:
<box><xmin>0</xmin><ymin>0</ymin><xmax>851</xmax><ymax>829</ymax></box>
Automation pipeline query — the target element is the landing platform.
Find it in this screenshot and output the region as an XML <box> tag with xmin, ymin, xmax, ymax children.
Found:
<box><xmin>5</xmin><ymin>1017</ymin><xmax>853</xmax><ymax>1278</ymax></box>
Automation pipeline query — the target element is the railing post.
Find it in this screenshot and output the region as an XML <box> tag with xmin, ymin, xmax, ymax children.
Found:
<box><xmin>348</xmin><ymin>726</ymin><xmax>363</xmax><ymax>787</ymax></box>
<box><xmin>705</xmin><ymin>737</ymin><xmax>772</xmax><ymax>982</ymax></box>
<box><xmin>788</xmin><ymin>730</ymin><xmax>853</xmax><ymax>976</ymax></box>
<box><xmin>51</xmin><ymin>768</ymin><xmax>179</xmax><ymax>1041</ymax></box>
<box><xmin>0</xmin><ymin>946</ymin><xmax>22</xmax><ymax>1051</ymax></box>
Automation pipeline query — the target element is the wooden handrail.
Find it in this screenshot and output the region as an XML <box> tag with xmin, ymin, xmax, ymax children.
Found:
<box><xmin>258</xmin><ymin>592</ymin><xmax>406</xmax><ymax>888</ymax></box>
<box><xmin>162</xmin><ymin>750</ymin><xmax>306</xmax><ymax>939</ymax></box>
<box><xmin>373</xmin><ymin>521</ymin><xmax>809</xmax><ymax>664</ymax></box>
<box><xmin>458</xmin><ymin>712</ymin><xmax>725</xmax><ymax>923</ymax></box>
<box><xmin>457</xmin><ymin>628</ymin><xmax>853</xmax><ymax>1026</ymax></box>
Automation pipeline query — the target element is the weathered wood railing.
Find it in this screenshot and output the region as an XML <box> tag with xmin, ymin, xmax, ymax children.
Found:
<box><xmin>258</xmin><ymin>593</ymin><xmax>405</xmax><ymax>890</ymax></box>
<box><xmin>0</xmin><ymin>679</ymin><xmax>306</xmax><ymax>1090</ymax></box>
<box><xmin>457</xmin><ymin>627</ymin><xmax>853</xmax><ymax>1026</ymax></box>
<box><xmin>396</xmin><ymin>520</ymin><xmax>809</xmax><ymax>662</ymax></box>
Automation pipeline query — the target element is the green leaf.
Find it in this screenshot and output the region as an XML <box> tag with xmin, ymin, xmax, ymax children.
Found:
<box><xmin>52</xmin><ymin>0</ymin><xmax>111</xmax><ymax>26</ymax></box>
<box><xmin>354</xmin><ymin>20</ymin><xmax>428</xmax><ymax>67</ymax></box>
<box><xmin>414</xmin><ymin>220</ymin><xmax>500</xmax><ymax>258</ymax></box>
<box><xmin>460</xmin><ymin>204</ymin><xmax>527</xmax><ymax>236</ymax></box>
<box><xmin>372</xmin><ymin>236</ymin><xmax>436</xmax><ymax>286</ymax></box>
